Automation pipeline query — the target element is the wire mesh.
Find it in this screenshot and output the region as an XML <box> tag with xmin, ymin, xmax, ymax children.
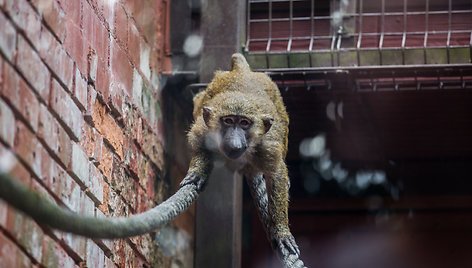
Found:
<box><xmin>245</xmin><ymin>0</ymin><xmax>472</xmax><ymax>67</ymax></box>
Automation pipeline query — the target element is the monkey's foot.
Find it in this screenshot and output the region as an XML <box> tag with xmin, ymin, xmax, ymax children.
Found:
<box><xmin>274</xmin><ymin>233</ymin><xmax>306</xmax><ymax>268</ymax></box>
<box><xmin>180</xmin><ymin>172</ymin><xmax>208</xmax><ymax>192</ymax></box>
<box><xmin>274</xmin><ymin>232</ymin><xmax>300</xmax><ymax>257</ymax></box>
<box><xmin>284</xmin><ymin>254</ymin><xmax>306</xmax><ymax>268</ymax></box>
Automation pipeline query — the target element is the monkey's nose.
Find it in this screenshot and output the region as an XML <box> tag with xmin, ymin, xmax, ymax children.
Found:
<box><xmin>224</xmin><ymin>142</ymin><xmax>247</xmax><ymax>159</ymax></box>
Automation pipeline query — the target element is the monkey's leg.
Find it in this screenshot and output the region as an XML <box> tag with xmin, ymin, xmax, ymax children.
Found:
<box><xmin>248</xmin><ymin>173</ymin><xmax>306</xmax><ymax>268</ymax></box>
<box><xmin>180</xmin><ymin>150</ymin><xmax>213</xmax><ymax>192</ymax></box>
<box><xmin>266</xmin><ymin>164</ymin><xmax>302</xmax><ymax>256</ymax></box>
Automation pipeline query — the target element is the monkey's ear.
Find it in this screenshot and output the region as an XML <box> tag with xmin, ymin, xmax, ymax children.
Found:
<box><xmin>202</xmin><ymin>107</ymin><xmax>212</xmax><ymax>126</ymax></box>
<box><xmin>262</xmin><ymin>117</ymin><xmax>274</xmax><ymax>134</ymax></box>
<box><xmin>231</xmin><ymin>53</ymin><xmax>251</xmax><ymax>73</ymax></box>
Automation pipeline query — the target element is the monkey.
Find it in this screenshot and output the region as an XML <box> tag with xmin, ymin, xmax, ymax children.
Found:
<box><xmin>180</xmin><ymin>53</ymin><xmax>303</xmax><ymax>263</ymax></box>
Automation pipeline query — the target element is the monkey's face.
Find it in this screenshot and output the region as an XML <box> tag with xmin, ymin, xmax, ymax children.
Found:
<box><xmin>200</xmin><ymin>92</ymin><xmax>275</xmax><ymax>160</ymax></box>
<box><xmin>219</xmin><ymin>115</ymin><xmax>252</xmax><ymax>159</ymax></box>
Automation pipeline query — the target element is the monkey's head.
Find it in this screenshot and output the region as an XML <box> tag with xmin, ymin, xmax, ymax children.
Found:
<box><xmin>201</xmin><ymin>92</ymin><xmax>275</xmax><ymax>160</ymax></box>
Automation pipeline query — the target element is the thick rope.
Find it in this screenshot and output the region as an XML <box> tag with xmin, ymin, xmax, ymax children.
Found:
<box><xmin>0</xmin><ymin>172</ymin><xmax>199</xmax><ymax>238</ymax></box>
<box><xmin>246</xmin><ymin>174</ymin><xmax>306</xmax><ymax>268</ymax></box>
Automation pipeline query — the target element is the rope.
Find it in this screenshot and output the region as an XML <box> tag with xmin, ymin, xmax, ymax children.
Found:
<box><xmin>0</xmin><ymin>172</ymin><xmax>199</xmax><ymax>238</ymax></box>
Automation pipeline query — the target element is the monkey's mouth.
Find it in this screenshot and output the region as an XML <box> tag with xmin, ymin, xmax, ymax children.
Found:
<box><xmin>222</xmin><ymin>145</ymin><xmax>247</xmax><ymax>160</ymax></box>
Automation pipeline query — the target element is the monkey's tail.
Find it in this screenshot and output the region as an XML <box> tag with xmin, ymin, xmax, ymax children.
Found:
<box><xmin>0</xmin><ymin>172</ymin><xmax>199</xmax><ymax>238</ymax></box>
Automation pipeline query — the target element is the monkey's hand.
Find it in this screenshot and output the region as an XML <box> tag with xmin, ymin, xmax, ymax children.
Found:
<box><xmin>179</xmin><ymin>172</ymin><xmax>208</xmax><ymax>192</ymax></box>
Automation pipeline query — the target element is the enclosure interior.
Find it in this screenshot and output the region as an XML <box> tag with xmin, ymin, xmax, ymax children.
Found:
<box><xmin>241</xmin><ymin>0</ymin><xmax>472</xmax><ymax>267</ymax></box>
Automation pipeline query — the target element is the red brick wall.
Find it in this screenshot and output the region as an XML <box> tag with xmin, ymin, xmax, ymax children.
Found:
<box><xmin>0</xmin><ymin>0</ymin><xmax>182</xmax><ymax>267</ymax></box>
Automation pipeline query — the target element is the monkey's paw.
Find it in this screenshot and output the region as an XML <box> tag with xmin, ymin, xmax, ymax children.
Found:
<box><xmin>180</xmin><ymin>172</ymin><xmax>208</xmax><ymax>192</ymax></box>
<box><xmin>274</xmin><ymin>232</ymin><xmax>300</xmax><ymax>257</ymax></box>
<box><xmin>274</xmin><ymin>233</ymin><xmax>306</xmax><ymax>268</ymax></box>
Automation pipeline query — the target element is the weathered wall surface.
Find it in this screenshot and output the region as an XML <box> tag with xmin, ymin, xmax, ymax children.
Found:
<box><xmin>0</xmin><ymin>0</ymin><xmax>188</xmax><ymax>267</ymax></box>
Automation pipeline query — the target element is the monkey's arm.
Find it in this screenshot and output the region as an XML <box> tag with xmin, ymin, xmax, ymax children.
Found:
<box><xmin>0</xmin><ymin>171</ymin><xmax>199</xmax><ymax>238</ymax></box>
<box><xmin>180</xmin><ymin>149</ymin><xmax>213</xmax><ymax>192</ymax></box>
<box><xmin>247</xmin><ymin>173</ymin><xmax>306</xmax><ymax>268</ymax></box>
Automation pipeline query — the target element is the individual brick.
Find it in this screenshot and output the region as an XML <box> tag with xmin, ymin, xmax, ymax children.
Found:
<box><xmin>50</xmin><ymin>78</ymin><xmax>83</xmax><ymax>141</ymax></box>
<box><xmin>139</xmin><ymin>41</ymin><xmax>151</xmax><ymax>81</ymax></box>
<box><xmin>113</xmin><ymin>3</ymin><xmax>128</xmax><ymax>49</ymax></box>
<box><xmin>1</xmin><ymin>63</ymin><xmax>40</xmax><ymax>132</ymax></box>
<box><xmin>98</xmin><ymin>143</ymin><xmax>113</xmax><ymax>181</ymax></box>
<box><xmin>104</xmin><ymin>255</ymin><xmax>116</xmax><ymax>267</ymax></box>
<box><xmin>108</xmin><ymin>84</ymin><xmax>124</xmax><ymax>118</ymax></box>
<box><xmin>38</xmin><ymin>144</ymin><xmax>53</xmax><ymax>184</ymax></box>
<box><xmin>58</xmin><ymin>0</ymin><xmax>81</xmax><ymax>27</ymax></box>
<box><xmin>74</xmin><ymin>68</ymin><xmax>88</xmax><ymax>111</ymax></box>
<box><xmin>59</xmin><ymin>233</ymin><xmax>88</xmax><ymax>262</ymax></box>
<box><xmin>31</xmin><ymin>0</ymin><xmax>67</xmax><ymax>42</ymax></box>
<box><xmin>16</xmin><ymin>36</ymin><xmax>50</xmax><ymax>103</ymax></box>
<box><xmin>88</xmin><ymin>164</ymin><xmax>105</xmax><ymax>205</ymax></box>
<box><xmin>5</xmin><ymin>0</ymin><xmax>41</xmax><ymax>45</ymax></box>
<box><xmin>82</xmin><ymin>2</ymin><xmax>109</xmax><ymax>65</ymax></box>
<box><xmin>107</xmin><ymin>185</ymin><xmax>129</xmax><ymax>218</ymax></box>
<box><xmin>38</xmin><ymin>26</ymin><xmax>74</xmax><ymax>91</ymax></box>
<box><xmin>16</xmin><ymin>207</ymin><xmax>45</xmax><ymax>262</ymax></box>
<box><xmin>111</xmin><ymin>161</ymin><xmax>136</xmax><ymax>209</ymax></box>
<box><xmin>86</xmin><ymin>241</ymin><xmax>105</xmax><ymax>268</ymax></box>
<box><xmin>64</xmin><ymin>19</ymin><xmax>87</xmax><ymax>76</ymax></box>
<box><xmin>92</xmin><ymin>99</ymin><xmax>124</xmax><ymax>159</ymax></box>
<box><xmin>38</xmin><ymin>104</ymin><xmax>72</xmax><ymax>168</ymax></box>
<box><xmin>84</xmin><ymin>85</ymin><xmax>98</xmax><ymax>124</ymax></box>
<box><xmin>110</xmin><ymin>40</ymin><xmax>133</xmax><ymax>97</ymax></box>
<box><xmin>0</xmin><ymin>232</ymin><xmax>33</xmax><ymax>268</ymax></box>
<box><xmin>0</xmin><ymin>99</ymin><xmax>15</xmax><ymax>147</ymax></box>
<box><xmin>137</xmin><ymin>81</ymin><xmax>162</xmax><ymax>133</ymax></box>
<box><xmin>41</xmin><ymin>236</ymin><xmax>77</xmax><ymax>268</ymax></box>
<box><xmin>132</xmin><ymin>68</ymin><xmax>143</xmax><ymax>112</ymax></box>
<box><xmin>0</xmin><ymin>12</ymin><xmax>17</xmax><ymax>62</ymax></box>
<box><xmin>88</xmin><ymin>49</ymin><xmax>98</xmax><ymax>84</ymax></box>
<box><xmin>70</xmin><ymin>142</ymin><xmax>90</xmax><ymax>187</ymax></box>
<box><xmin>95</xmin><ymin>58</ymin><xmax>111</xmax><ymax>101</ymax></box>
<box><xmin>78</xmin><ymin>190</ymin><xmax>95</xmax><ymax>217</ymax></box>
<box><xmin>140</xmin><ymin>126</ymin><xmax>165</xmax><ymax>171</ymax></box>
<box><xmin>58</xmin><ymin>171</ymin><xmax>81</xmax><ymax>212</ymax></box>
<box><xmin>42</xmin><ymin>160</ymin><xmax>67</xmax><ymax>198</ymax></box>
<box><xmin>0</xmin><ymin>199</ymin><xmax>6</xmax><ymax>227</ymax></box>
<box><xmin>13</xmin><ymin>121</ymin><xmax>43</xmax><ymax>178</ymax></box>
<box><xmin>128</xmin><ymin>22</ymin><xmax>141</xmax><ymax>68</ymax></box>
<box><xmin>18</xmin><ymin>78</ymin><xmax>40</xmax><ymax>132</ymax></box>
<box><xmin>129</xmin><ymin>234</ymin><xmax>153</xmax><ymax>264</ymax></box>
<box><xmin>79</xmin><ymin>123</ymin><xmax>103</xmax><ymax>164</ymax></box>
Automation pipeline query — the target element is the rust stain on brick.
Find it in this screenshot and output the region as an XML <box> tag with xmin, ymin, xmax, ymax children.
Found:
<box><xmin>98</xmin><ymin>143</ymin><xmax>113</xmax><ymax>181</ymax></box>
<box><xmin>92</xmin><ymin>99</ymin><xmax>124</xmax><ymax>160</ymax></box>
<box><xmin>99</xmin><ymin>182</ymin><xmax>110</xmax><ymax>215</ymax></box>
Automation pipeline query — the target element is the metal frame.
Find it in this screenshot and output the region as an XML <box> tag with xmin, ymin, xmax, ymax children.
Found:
<box><xmin>245</xmin><ymin>0</ymin><xmax>472</xmax><ymax>67</ymax></box>
<box><xmin>259</xmin><ymin>64</ymin><xmax>472</xmax><ymax>91</ymax></box>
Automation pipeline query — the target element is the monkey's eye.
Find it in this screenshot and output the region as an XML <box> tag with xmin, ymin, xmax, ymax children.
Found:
<box><xmin>239</xmin><ymin>118</ymin><xmax>252</xmax><ymax>129</ymax></box>
<box><xmin>222</xmin><ymin>117</ymin><xmax>235</xmax><ymax>126</ymax></box>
